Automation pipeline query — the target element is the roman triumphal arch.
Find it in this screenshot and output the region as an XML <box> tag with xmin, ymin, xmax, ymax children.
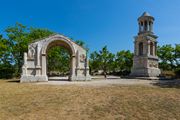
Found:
<box><xmin>20</xmin><ymin>34</ymin><xmax>91</xmax><ymax>83</ymax></box>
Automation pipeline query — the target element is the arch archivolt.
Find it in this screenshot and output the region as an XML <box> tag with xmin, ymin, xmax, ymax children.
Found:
<box><xmin>20</xmin><ymin>34</ymin><xmax>91</xmax><ymax>83</ymax></box>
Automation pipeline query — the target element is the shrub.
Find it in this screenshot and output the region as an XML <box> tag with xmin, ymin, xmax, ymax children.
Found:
<box><xmin>0</xmin><ymin>64</ymin><xmax>15</xmax><ymax>79</ymax></box>
<box><xmin>160</xmin><ymin>70</ymin><xmax>176</xmax><ymax>79</ymax></box>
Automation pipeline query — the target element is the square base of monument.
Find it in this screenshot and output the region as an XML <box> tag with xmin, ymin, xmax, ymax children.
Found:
<box><xmin>130</xmin><ymin>68</ymin><xmax>161</xmax><ymax>78</ymax></box>
<box><xmin>70</xmin><ymin>75</ymin><xmax>91</xmax><ymax>81</ymax></box>
<box><xmin>20</xmin><ymin>75</ymin><xmax>48</xmax><ymax>83</ymax></box>
<box><xmin>127</xmin><ymin>76</ymin><xmax>160</xmax><ymax>80</ymax></box>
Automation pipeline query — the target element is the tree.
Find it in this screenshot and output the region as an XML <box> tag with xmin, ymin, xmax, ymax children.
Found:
<box><xmin>0</xmin><ymin>35</ymin><xmax>15</xmax><ymax>78</ymax></box>
<box><xmin>115</xmin><ymin>50</ymin><xmax>133</xmax><ymax>76</ymax></box>
<box><xmin>5</xmin><ymin>23</ymin><xmax>29</xmax><ymax>76</ymax></box>
<box><xmin>174</xmin><ymin>44</ymin><xmax>180</xmax><ymax>77</ymax></box>
<box><xmin>89</xmin><ymin>51</ymin><xmax>101</xmax><ymax>73</ymax></box>
<box><xmin>90</xmin><ymin>46</ymin><xmax>115</xmax><ymax>78</ymax></box>
<box><xmin>5</xmin><ymin>23</ymin><xmax>54</xmax><ymax>77</ymax></box>
<box><xmin>75</xmin><ymin>40</ymin><xmax>85</xmax><ymax>47</ymax></box>
<box><xmin>0</xmin><ymin>35</ymin><xmax>12</xmax><ymax>64</ymax></box>
<box><xmin>75</xmin><ymin>40</ymin><xmax>89</xmax><ymax>52</ymax></box>
<box><xmin>174</xmin><ymin>44</ymin><xmax>180</xmax><ymax>66</ymax></box>
<box><xmin>157</xmin><ymin>44</ymin><xmax>175</xmax><ymax>70</ymax></box>
<box><xmin>47</xmin><ymin>46</ymin><xmax>70</xmax><ymax>76</ymax></box>
<box><xmin>28</xmin><ymin>28</ymin><xmax>54</xmax><ymax>42</ymax></box>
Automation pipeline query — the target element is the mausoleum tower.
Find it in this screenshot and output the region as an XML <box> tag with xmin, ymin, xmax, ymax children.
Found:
<box><xmin>130</xmin><ymin>12</ymin><xmax>161</xmax><ymax>77</ymax></box>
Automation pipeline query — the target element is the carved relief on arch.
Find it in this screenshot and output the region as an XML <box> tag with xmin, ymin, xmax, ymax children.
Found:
<box><xmin>80</xmin><ymin>54</ymin><xmax>86</xmax><ymax>63</ymax></box>
<box><xmin>149</xmin><ymin>61</ymin><xmax>158</xmax><ymax>68</ymax></box>
<box><xmin>28</xmin><ymin>44</ymin><xmax>37</xmax><ymax>59</ymax></box>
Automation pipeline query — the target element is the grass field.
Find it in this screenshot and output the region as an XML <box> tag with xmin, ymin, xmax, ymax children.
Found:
<box><xmin>0</xmin><ymin>79</ymin><xmax>180</xmax><ymax>120</ymax></box>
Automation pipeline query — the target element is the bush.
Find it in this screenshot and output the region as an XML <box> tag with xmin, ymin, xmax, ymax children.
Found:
<box><xmin>160</xmin><ymin>70</ymin><xmax>176</xmax><ymax>79</ymax></box>
<box><xmin>175</xmin><ymin>68</ymin><xmax>180</xmax><ymax>78</ymax></box>
<box><xmin>0</xmin><ymin>64</ymin><xmax>15</xmax><ymax>79</ymax></box>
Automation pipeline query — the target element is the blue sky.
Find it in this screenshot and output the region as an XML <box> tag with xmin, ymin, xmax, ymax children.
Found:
<box><xmin>0</xmin><ymin>0</ymin><xmax>180</xmax><ymax>53</ymax></box>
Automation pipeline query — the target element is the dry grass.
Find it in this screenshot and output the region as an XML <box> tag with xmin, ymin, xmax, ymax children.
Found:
<box><xmin>0</xmin><ymin>79</ymin><xmax>180</xmax><ymax>120</ymax></box>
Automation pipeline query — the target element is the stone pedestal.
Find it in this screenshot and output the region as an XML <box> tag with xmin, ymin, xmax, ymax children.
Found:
<box><xmin>131</xmin><ymin>67</ymin><xmax>161</xmax><ymax>77</ymax></box>
<box><xmin>20</xmin><ymin>75</ymin><xmax>48</xmax><ymax>83</ymax></box>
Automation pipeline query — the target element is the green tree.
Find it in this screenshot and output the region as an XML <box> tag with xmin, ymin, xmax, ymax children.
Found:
<box><xmin>90</xmin><ymin>46</ymin><xmax>115</xmax><ymax>78</ymax></box>
<box><xmin>47</xmin><ymin>46</ymin><xmax>70</xmax><ymax>76</ymax></box>
<box><xmin>115</xmin><ymin>50</ymin><xmax>133</xmax><ymax>76</ymax></box>
<box><xmin>75</xmin><ymin>40</ymin><xmax>85</xmax><ymax>47</ymax></box>
<box><xmin>157</xmin><ymin>44</ymin><xmax>175</xmax><ymax>70</ymax></box>
<box><xmin>174</xmin><ymin>44</ymin><xmax>180</xmax><ymax>77</ymax></box>
<box><xmin>5</xmin><ymin>23</ymin><xmax>54</xmax><ymax>77</ymax></box>
<box><xmin>174</xmin><ymin>44</ymin><xmax>180</xmax><ymax>66</ymax></box>
<box><xmin>28</xmin><ymin>28</ymin><xmax>54</xmax><ymax>42</ymax></box>
<box><xmin>0</xmin><ymin>35</ymin><xmax>15</xmax><ymax>78</ymax></box>
<box><xmin>75</xmin><ymin>40</ymin><xmax>89</xmax><ymax>53</ymax></box>
<box><xmin>89</xmin><ymin>51</ymin><xmax>101</xmax><ymax>73</ymax></box>
<box><xmin>0</xmin><ymin>35</ymin><xmax>12</xmax><ymax>64</ymax></box>
<box><xmin>5</xmin><ymin>23</ymin><xmax>29</xmax><ymax>76</ymax></box>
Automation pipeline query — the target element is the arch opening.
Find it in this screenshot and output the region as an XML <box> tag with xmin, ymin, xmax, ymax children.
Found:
<box><xmin>42</xmin><ymin>39</ymin><xmax>76</xmax><ymax>81</ymax></box>
<box><xmin>47</xmin><ymin>46</ymin><xmax>71</xmax><ymax>81</ymax></box>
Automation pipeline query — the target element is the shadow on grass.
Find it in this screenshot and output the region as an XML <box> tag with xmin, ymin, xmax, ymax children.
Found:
<box><xmin>48</xmin><ymin>79</ymin><xmax>69</xmax><ymax>81</ymax></box>
<box><xmin>7</xmin><ymin>79</ymin><xmax>20</xmax><ymax>83</ymax></box>
<box><xmin>152</xmin><ymin>79</ymin><xmax>180</xmax><ymax>89</ymax></box>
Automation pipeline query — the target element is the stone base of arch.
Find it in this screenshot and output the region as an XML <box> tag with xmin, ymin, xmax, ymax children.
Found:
<box><xmin>20</xmin><ymin>75</ymin><xmax>91</xmax><ymax>83</ymax></box>
<box><xmin>20</xmin><ymin>75</ymin><xmax>48</xmax><ymax>83</ymax></box>
<box><xmin>70</xmin><ymin>75</ymin><xmax>92</xmax><ymax>81</ymax></box>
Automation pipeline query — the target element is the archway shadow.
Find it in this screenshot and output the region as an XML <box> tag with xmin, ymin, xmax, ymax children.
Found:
<box><xmin>48</xmin><ymin>79</ymin><xmax>69</xmax><ymax>81</ymax></box>
<box><xmin>48</xmin><ymin>76</ymin><xmax>70</xmax><ymax>81</ymax></box>
<box><xmin>151</xmin><ymin>79</ymin><xmax>180</xmax><ymax>89</ymax></box>
<box><xmin>7</xmin><ymin>79</ymin><xmax>20</xmax><ymax>83</ymax></box>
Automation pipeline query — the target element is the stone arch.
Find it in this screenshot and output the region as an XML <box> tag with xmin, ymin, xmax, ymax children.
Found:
<box><xmin>41</xmin><ymin>37</ymin><xmax>76</xmax><ymax>56</ymax></box>
<box><xmin>40</xmin><ymin>38</ymin><xmax>76</xmax><ymax>81</ymax></box>
<box><xmin>20</xmin><ymin>34</ymin><xmax>91</xmax><ymax>82</ymax></box>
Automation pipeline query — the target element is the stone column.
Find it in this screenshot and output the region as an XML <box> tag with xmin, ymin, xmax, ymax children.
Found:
<box><xmin>70</xmin><ymin>56</ymin><xmax>76</xmax><ymax>81</ymax></box>
<box><xmin>76</xmin><ymin>51</ymin><xmax>79</xmax><ymax>68</ymax></box>
<box><xmin>24</xmin><ymin>52</ymin><xmax>27</xmax><ymax>65</ymax></box>
<box><xmin>148</xmin><ymin>41</ymin><xmax>150</xmax><ymax>56</ymax></box>
<box><xmin>135</xmin><ymin>41</ymin><xmax>139</xmax><ymax>56</ymax></box>
<box><xmin>155</xmin><ymin>42</ymin><xmax>157</xmax><ymax>56</ymax></box>
<box><xmin>153</xmin><ymin>43</ymin><xmax>156</xmax><ymax>56</ymax></box>
<box><xmin>142</xmin><ymin>42</ymin><xmax>145</xmax><ymax>55</ymax></box>
<box><xmin>37</xmin><ymin>45</ymin><xmax>40</xmax><ymax>66</ymax></box>
<box><xmin>36</xmin><ymin>44</ymin><xmax>41</xmax><ymax>76</ymax></box>
<box><xmin>85</xmin><ymin>59</ymin><xmax>90</xmax><ymax>76</ymax></box>
<box><xmin>147</xmin><ymin>21</ymin><xmax>149</xmax><ymax>31</ymax></box>
<box><xmin>134</xmin><ymin>41</ymin><xmax>137</xmax><ymax>55</ymax></box>
<box><xmin>41</xmin><ymin>55</ymin><xmax>46</xmax><ymax>76</ymax></box>
<box><xmin>22</xmin><ymin>52</ymin><xmax>27</xmax><ymax>75</ymax></box>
